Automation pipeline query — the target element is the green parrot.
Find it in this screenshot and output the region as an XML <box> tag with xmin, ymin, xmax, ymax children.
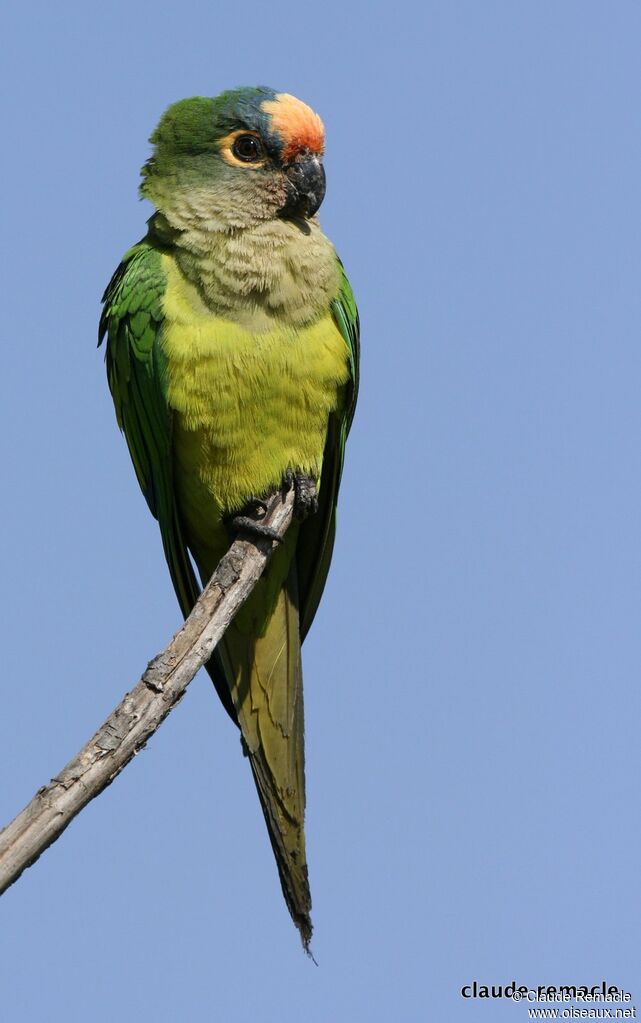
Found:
<box><xmin>99</xmin><ymin>87</ymin><xmax>359</xmax><ymax>950</ymax></box>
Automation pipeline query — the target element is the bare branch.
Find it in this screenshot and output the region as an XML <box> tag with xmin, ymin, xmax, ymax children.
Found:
<box><xmin>0</xmin><ymin>487</ymin><xmax>295</xmax><ymax>896</ymax></box>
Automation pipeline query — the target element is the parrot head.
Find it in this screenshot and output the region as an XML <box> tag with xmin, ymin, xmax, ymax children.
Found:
<box><xmin>140</xmin><ymin>87</ymin><xmax>327</xmax><ymax>231</ymax></box>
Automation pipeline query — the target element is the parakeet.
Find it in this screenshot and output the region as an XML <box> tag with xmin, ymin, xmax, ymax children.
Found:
<box><xmin>99</xmin><ymin>87</ymin><xmax>359</xmax><ymax>950</ymax></box>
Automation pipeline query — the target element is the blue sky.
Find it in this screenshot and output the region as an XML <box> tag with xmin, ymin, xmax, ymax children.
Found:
<box><xmin>1</xmin><ymin>1</ymin><xmax>640</xmax><ymax>1020</ymax></box>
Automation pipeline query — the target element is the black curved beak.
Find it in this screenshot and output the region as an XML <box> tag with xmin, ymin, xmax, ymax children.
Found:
<box><xmin>280</xmin><ymin>153</ymin><xmax>326</xmax><ymax>220</ymax></box>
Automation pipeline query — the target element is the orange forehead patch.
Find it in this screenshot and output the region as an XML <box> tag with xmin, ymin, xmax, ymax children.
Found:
<box><xmin>261</xmin><ymin>93</ymin><xmax>325</xmax><ymax>161</ymax></box>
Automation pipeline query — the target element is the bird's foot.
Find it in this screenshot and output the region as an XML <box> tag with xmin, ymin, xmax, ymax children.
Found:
<box><xmin>229</xmin><ymin>499</ymin><xmax>284</xmax><ymax>544</ymax></box>
<box><xmin>283</xmin><ymin>470</ymin><xmax>319</xmax><ymax>520</ymax></box>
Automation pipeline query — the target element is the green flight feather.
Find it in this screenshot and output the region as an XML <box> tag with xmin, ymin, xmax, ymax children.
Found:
<box><xmin>297</xmin><ymin>259</ymin><xmax>360</xmax><ymax>639</ymax></box>
<box><xmin>99</xmin><ymin>243</ymin><xmax>202</xmax><ymax>621</ymax></box>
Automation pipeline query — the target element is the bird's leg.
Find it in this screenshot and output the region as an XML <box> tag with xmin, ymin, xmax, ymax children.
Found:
<box><xmin>283</xmin><ymin>469</ymin><xmax>319</xmax><ymax>520</ymax></box>
<box><xmin>229</xmin><ymin>498</ymin><xmax>284</xmax><ymax>544</ymax></box>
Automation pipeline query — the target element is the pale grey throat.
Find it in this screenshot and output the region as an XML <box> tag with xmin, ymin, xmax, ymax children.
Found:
<box><xmin>150</xmin><ymin>196</ymin><xmax>340</xmax><ymax>331</ymax></box>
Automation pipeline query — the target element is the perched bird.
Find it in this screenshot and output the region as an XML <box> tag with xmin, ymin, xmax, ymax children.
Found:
<box><xmin>99</xmin><ymin>87</ymin><xmax>359</xmax><ymax>950</ymax></box>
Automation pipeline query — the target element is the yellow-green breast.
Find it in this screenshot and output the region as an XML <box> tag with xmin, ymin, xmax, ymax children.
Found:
<box><xmin>159</xmin><ymin>251</ymin><xmax>350</xmax><ymax>569</ymax></box>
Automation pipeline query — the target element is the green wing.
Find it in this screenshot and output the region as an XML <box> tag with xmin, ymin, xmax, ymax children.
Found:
<box><xmin>297</xmin><ymin>257</ymin><xmax>360</xmax><ymax>639</ymax></box>
<box><xmin>98</xmin><ymin>242</ymin><xmax>201</xmax><ymax>619</ymax></box>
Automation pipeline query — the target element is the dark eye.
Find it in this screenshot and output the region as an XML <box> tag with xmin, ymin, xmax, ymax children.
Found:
<box><xmin>232</xmin><ymin>134</ymin><xmax>264</xmax><ymax>163</ymax></box>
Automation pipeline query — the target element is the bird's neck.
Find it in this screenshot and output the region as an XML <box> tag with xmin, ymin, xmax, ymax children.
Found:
<box><xmin>148</xmin><ymin>210</ymin><xmax>339</xmax><ymax>330</ymax></box>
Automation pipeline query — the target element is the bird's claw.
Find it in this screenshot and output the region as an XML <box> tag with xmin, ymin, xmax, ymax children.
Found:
<box><xmin>230</xmin><ymin>499</ymin><xmax>284</xmax><ymax>544</ymax></box>
<box><xmin>283</xmin><ymin>470</ymin><xmax>319</xmax><ymax>520</ymax></box>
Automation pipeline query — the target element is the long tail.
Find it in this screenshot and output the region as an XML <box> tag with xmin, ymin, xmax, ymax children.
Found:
<box><xmin>217</xmin><ymin>561</ymin><xmax>312</xmax><ymax>949</ymax></box>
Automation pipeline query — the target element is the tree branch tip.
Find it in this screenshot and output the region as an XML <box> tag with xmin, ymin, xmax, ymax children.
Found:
<box><xmin>0</xmin><ymin>486</ymin><xmax>294</xmax><ymax>898</ymax></box>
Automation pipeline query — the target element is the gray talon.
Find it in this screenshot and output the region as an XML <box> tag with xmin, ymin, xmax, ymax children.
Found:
<box><xmin>283</xmin><ymin>471</ymin><xmax>319</xmax><ymax>520</ymax></box>
<box><xmin>231</xmin><ymin>516</ymin><xmax>283</xmax><ymax>543</ymax></box>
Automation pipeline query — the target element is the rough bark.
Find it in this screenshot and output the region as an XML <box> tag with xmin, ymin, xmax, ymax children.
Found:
<box><xmin>0</xmin><ymin>488</ymin><xmax>294</xmax><ymax>896</ymax></box>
